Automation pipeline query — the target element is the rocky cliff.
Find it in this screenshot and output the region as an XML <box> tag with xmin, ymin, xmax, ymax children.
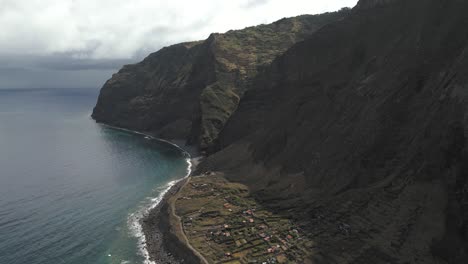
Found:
<box><xmin>198</xmin><ymin>0</ymin><xmax>468</xmax><ymax>262</ymax></box>
<box><xmin>92</xmin><ymin>11</ymin><xmax>348</xmax><ymax>151</ymax></box>
<box><xmin>95</xmin><ymin>0</ymin><xmax>468</xmax><ymax>262</ymax></box>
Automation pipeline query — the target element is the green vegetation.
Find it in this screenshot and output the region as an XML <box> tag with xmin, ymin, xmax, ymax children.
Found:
<box><xmin>197</xmin><ymin>12</ymin><xmax>349</xmax><ymax>150</ymax></box>
<box><xmin>196</xmin><ymin>11</ymin><xmax>348</xmax><ymax>149</ymax></box>
<box><xmin>200</xmin><ymin>83</ymin><xmax>240</xmax><ymax>150</ymax></box>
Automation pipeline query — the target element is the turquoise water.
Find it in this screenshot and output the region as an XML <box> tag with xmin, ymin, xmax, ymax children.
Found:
<box><xmin>0</xmin><ymin>88</ymin><xmax>189</xmax><ymax>264</ymax></box>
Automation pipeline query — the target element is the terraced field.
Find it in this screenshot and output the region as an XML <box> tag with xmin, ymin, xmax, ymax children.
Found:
<box><xmin>174</xmin><ymin>174</ymin><xmax>315</xmax><ymax>264</ymax></box>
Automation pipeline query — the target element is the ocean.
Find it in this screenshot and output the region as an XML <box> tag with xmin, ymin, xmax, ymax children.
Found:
<box><xmin>0</xmin><ymin>88</ymin><xmax>190</xmax><ymax>264</ymax></box>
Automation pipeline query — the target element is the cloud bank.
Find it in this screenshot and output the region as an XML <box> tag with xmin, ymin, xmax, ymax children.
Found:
<box><xmin>0</xmin><ymin>0</ymin><xmax>358</xmax><ymax>59</ymax></box>
<box><xmin>0</xmin><ymin>0</ymin><xmax>358</xmax><ymax>88</ymax></box>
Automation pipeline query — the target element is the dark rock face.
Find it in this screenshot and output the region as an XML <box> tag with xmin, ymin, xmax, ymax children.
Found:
<box><xmin>92</xmin><ymin>12</ymin><xmax>348</xmax><ymax>150</ymax></box>
<box><xmin>92</xmin><ymin>41</ymin><xmax>214</xmax><ymax>141</ymax></box>
<box><xmin>199</xmin><ymin>0</ymin><xmax>468</xmax><ymax>263</ymax></box>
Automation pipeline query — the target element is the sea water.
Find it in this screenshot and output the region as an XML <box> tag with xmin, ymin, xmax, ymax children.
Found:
<box><xmin>0</xmin><ymin>88</ymin><xmax>189</xmax><ymax>264</ymax></box>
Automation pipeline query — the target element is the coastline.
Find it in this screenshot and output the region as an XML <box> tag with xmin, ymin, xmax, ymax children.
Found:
<box><xmin>96</xmin><ymin>122</ymin><xmax>205</xmax><ymax>264</ymax></box>
<box><xmin>96</xmin><ymin>123</ymin><xmax>198</xmax><ymax>157</ymax></box>
<box><xmin>141</xmin><ymin>175</ymin><xmax>207</xmax><ymax>264</ymax></box>
<box><xmin>140</xmin><ymin>177</ymin><xmax>191</xmax><ymax>264</ymax></box>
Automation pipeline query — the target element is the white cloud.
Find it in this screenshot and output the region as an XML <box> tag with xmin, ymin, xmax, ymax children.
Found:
<box><xmin>0</xmin><ymin>0</ymin><xmax>358</xmax><ymax>59</ymax></box>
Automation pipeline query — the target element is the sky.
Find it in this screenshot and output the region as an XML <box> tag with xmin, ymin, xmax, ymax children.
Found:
<box><xmin>0</xmin><ymin>0</ymin><xmax>358</xmax><ymax>89</ymax></box>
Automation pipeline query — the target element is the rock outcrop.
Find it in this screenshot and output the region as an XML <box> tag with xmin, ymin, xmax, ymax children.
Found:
<box><xmin>92</xmin><ymin>11</ymin><xmax>348</xmax><ymax>151</ymax></box>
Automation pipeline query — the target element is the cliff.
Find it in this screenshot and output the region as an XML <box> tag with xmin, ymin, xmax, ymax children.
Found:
<box><xmin>96</xmin><ymin>0</ymin><xmax>468</xmax><ymax>262</ymax></box>
<box><xmin>92</xmin><ymin>11</ymin><xmax>348</xmax><ymax>151</ymax></box>
<box><xmin>199</xmin><ymin>0</ymin><xmax>468</xmax><ymax>262</ymax></box>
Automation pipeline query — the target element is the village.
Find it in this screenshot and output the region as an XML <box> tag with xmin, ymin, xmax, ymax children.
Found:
<box><xmin>174</xmin><ymin>173</ymin><xmax>316</xmax><ymax>264</ymax></box>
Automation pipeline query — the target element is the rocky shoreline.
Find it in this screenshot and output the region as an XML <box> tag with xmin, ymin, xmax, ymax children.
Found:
<box><xmin>142</xmin><ymin>157</ymin><xmax>206</xmax><ymax>264</ymax></box>
<box><xmin>141</xmin><ymin>178</ymin><xmax>191</xmax><ymax>263</ymax></box>
<box><xmin>96</xmin><ymin>123</ymin><xmax>204</xmax><ymax>263</ymax></box>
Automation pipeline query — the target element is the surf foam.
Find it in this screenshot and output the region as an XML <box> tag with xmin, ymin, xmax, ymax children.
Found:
<box><xmin>98</xmin><ymin>123</ymin><xmax>193</xmax><ymax>264</ymax></box>
<box><xmin>129</xmin><ymin>157</ymin><xmax>192</xmax><ymax>264</ymax></box>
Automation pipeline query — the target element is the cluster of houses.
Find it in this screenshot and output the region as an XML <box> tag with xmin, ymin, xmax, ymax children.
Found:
<box><xmin>179</xmin><ymin>177</ymin><xmax>309</xmax><ymax>263</ymax></box>
<box><xmin>198</xmin><ymin>202</ymin><xmax>303</xmax><ymax>262</ymax></box>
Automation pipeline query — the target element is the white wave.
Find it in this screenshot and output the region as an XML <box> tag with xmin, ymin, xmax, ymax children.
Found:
<box><xmin>128</xmin><ymin>157</ymin><xmax>192</xmax><ymax>264</ymax></box>
<box><xmin>99</xmin><ymin>123</ymin><xmax>194</xmax><ymax>264</ymax></box>
<box><xmin>97</xmin><ymin>123</ymin><xmax>192</xmax><ymax>160</ymax></box>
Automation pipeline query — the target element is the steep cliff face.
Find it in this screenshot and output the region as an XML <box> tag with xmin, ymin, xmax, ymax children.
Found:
<box><xmin>92</xmin><ymin>12</ymin><xmax>348</xmax><ymax>150</ymax></box>
<box><xmin>93</xmin><ymin>41</ymin><xmax>211</xmax><ymax>140</ymax></box>
<box><xmin>199</xmin><ymin>0</ymin><xmax>468</xmax><ymax>262</ymax></box>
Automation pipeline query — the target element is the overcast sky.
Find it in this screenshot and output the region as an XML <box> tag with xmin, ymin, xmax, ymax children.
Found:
<box><xmin>0</xmin><ymin>0</ymin><xmax>358</xmax><ymax>89</ymax></box>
